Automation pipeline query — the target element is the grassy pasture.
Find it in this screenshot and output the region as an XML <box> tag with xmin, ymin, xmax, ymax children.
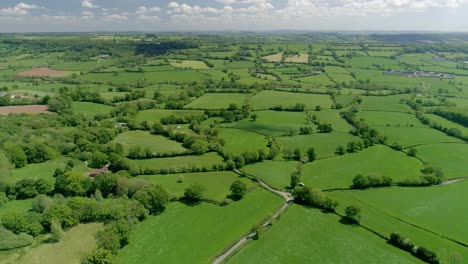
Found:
<box><xmin>424</xmin><ymin>114</ymin><xmax>468</xmax><ymax>136</ymax></box>
<box><xmin>79</xmin><ymin>72</ymin><xmax>145</xmax><ymax>85</ymax></box>
<box><xmin>218</xmin><ymin>128</ymin><xmax>268</xmax><ymax>155</ymax></box>
<box><xmin>249</xmin><ymin>90</ymin><xmax>333</xmax><ymax>110</ymax></box>
<box><xmin>228</xmin><ymin>205</ymin><xmax>419</xmax><ymax>264</ymax></box>
<box><xmin>51</xmin><ymin>61</ymin><xmax>99</xmax><ymax>71</ymax></box>
<box><xmin>6</xmin><ymin>158</ymin><xmax>88</xmax><ymax>184</ymax></box>
<box><xmin>136</xmin><ymin>171</ymin><xmax>254</xmax><ymax>202</ymax></box>
<box><xmin>277</xmin><ymin>132</ymin><xmax>360</xmax><ymax>159</ymax></box>
<box><xmin>360</xmin><ymin>100</ymin><xmax>412</xmax><ymax>112</ymax></box>
<box><xmin>117</xmin><ymin>188</ymin><xmax>283</xmax><ymax>264</ymax></box>
<box><xmin>130</xmin><ymin>152</ymin><xmax>224</xmax><ymax>172</ymax></box>
<box><xmin>136</xmin><ymin>109</ymin><xmax>205</xmax><ymax>123</ymax></box>
<box><xmin>146</xmin><ymin>70</ymin><xmax>210</xmax><ymax>83</ymax></box>
<box><xmin>415</xmin><ymin>143</ymin><xmax>468</xmax><ymax>178</ymax></box>
<box><xmin>346</xmin><ymin>180</ymin><xmax>468</xmax><ymax>246</ymax></box>
<box><xmin>242</xmin><ymin>160</ymin><xmax>298</xmax><ymax>190</ymax></box>
<box><xmin>330</xmin><ymin>191</ymin><xmax>468</xmax><ymax>262</ymax></box>
<box><xmin>329</xmin><ymin>73</ymin><xmax>356</xmax><ymax>83</ymax></box>
<box><xmin>311</xmin><ymin>109</ymin><xmax>354</xmax><ymax>132</ymax></box>
<box><xmin>184</xmin><ymin>93</ymin><xmax>250</xmax><ymax>109</ymax></box>
<box><xmin>344</xmin><ymin>56</ymin><xmax>403</xmax><ymax>69</ymax></box>
<box><xmin>376</xmin><ymin>126</ymin><xmax>463</xmax><ymax>148</ymax></box>
<box><xmin>3</xmin><ymin>224</ymin><xmax>103</xmax><ymax>264</ymax></box>
<box><xmin>357</xmin><ymin>111</ymin><xmax>424</xmax><ymax>127</ymax></box>
<box><xmin>296</xmin><ymin>74</ymin><xmax>335</xmax><ymax>87</ymax></box>
<box><xmin>112</xmin><ymin>130</ymin><xmax>186</xmax><ymax>154</ymax></box>
<box><xmin>71</xmin><ymin>102</ymin><xmax>113</xmax><ymax>116</ymax></box>
<box><xmin>302</xmin><ymin>145</ymin><xmax>423</xmax><ymax>189</ymax></box>
<box><xmin>224</xmin><ymin>110</ymin><xmax>308</xmax><ymax>137</ymax></box>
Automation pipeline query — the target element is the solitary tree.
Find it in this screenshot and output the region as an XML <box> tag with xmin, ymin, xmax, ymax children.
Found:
<box><xmin>306</xmin><ymin>147</ymin><xmax>316</xmax><ymax>162</ymax></box>
<box><xmin>49</xmin><ymin>220</ymin><xmax>63</xmax><ymax>243</ymax></box>
<box><xmin>184</xmin><ymin>183</ymin><xmax>206</xmax><ymax>202</ymax></box>
<box><xmin>408</xmin><ymin>148</ymin><xmax>418</xmax><ymax>156</ymax></box>
<box><xmin>229</xmin><ymin>180</ymin><xmax>247</xmax><ymax>200</ymax></box>
<box><xmin>344</xmin><ymin>205</ymin><xmax>361</xmax><ymax>224</ymax></box>
<box><xmin>250</xmin><ymin>114</ymin><xmax>257</xmax><ymax>121</ymax></box>
<box><xmin>290</xmin><ymin>172</ymin><xmax>302</xmax><ymax>189</ymax></box>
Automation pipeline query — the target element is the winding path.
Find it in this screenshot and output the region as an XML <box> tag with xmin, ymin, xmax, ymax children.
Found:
<box><xmin>212</xmin><ymin>174</ymin><xmax>293</xmax><ymax>264</ymax></box>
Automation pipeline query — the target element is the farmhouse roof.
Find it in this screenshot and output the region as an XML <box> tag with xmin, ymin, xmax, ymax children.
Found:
<box><xmin>88</xmin><ymin>164</ymin><xmax>109</xmax><ymax>177</ymax></box>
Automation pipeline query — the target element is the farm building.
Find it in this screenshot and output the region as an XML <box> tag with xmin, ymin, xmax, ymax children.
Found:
<box><xmin>87</xmin><ymin>165</ymin><xmax>109</xmax><ymax>177</ymax></box>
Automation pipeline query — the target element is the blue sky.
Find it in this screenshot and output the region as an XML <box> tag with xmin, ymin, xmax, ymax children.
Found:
<box><xmin>0</xmin><ymin>0</ymin><xmax>467</xmax><ymax>32</ymax></box>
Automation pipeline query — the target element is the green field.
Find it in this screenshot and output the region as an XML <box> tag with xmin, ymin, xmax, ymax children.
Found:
<box><xmin>218</xmin><ymin>128</ymin><xmax>268</xmax><ymax>155</ymax></box>
<box><xmin>377</xmin><ymin>126</ymin><xmax>464</xmax><ymax>148</ymax></box>
<box><xmin>242</xmin><ymin>160</ymin><xmax>298</xmax><ymax>190</ymax></box>
<box><xmin>1</xmin><ymin>224</ymin><xmax>103</xmax><ymax>264</ymax></box>
<box><xmin>72</xmin><ymin>102</ymin><xmax>113</xmax><ymax>116</ymax></box>
<box><xmin>249</xmin><ymin>90</ymin><xmax>333</xmax><ymax>110</ymax></box>
<box><xmin>117</xmin><ymin>188</ymin><xmax>283</xmax><ymax>264</ymax></box>
<box><xmin>112</xmin><ymin>130</ymin><xmax>186</xmax><ymax>154</ymax></box>
<box><xmin>415</xmin><ymin>143</ymin><xmax>468</xmax><ymax>178</ymax></box>
<box><xmin>224</xmin><ymin>111</ymin><xmax>308</xmax><ymax>137</ymax></box>
<box><xmin>136</xmin><ymin>171</ymin><xmax>254</xmax><ymax>202</ymax></box>
<box><xmin>184</xmin><ymin>93</ymin><xmax>250</xmax><ymax>109</ymax></box>
<box><xmin>277</xmin><ymin>132</ymin><xmax>360</xmax><ymax>158</ymax></box>
<box><xmin>330</xmin><ymin>190</ymin><xmax>468</xmax><ymax>262</ymax></box>
<box><xmin>130</xmin><ymin>152</ymin><xmax>225</xmax><ymax>172</ymax></box>
<box><xmin>136</xmin><ymin>109</ymin><xmax>205</xmax><ymax>123</ymax></box>
<box><xmin>6</xmin><ymin>158</ymin><xmax>89</xmax><ymax>184</ymax></box>
<box><xmin>302</xmin><ymin>145</ymin><xmax>423</xmax><ymax>189</ymax></box>
<box><xmin>228</xmin><ymin>205</ymin><xmax>419</xmax><ymax>264</ymax></box>
<box><xmin>358</xmin><ymin>111</ymin><xmax>424</xmax><ymax>127</ymax></box>
<box><xmin>344</xmin><ymin>180</ymin><xmax>468</xmax><ymax>246</ymax></box>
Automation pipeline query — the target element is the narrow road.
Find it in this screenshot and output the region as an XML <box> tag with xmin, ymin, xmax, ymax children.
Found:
<box><xmin>212</xmin><ymin>172</ymin><xmax>293</xmax><ymax>264</ymax></box>
<box><xmin>439</xmin><ymin>178</ymin><xmax>466</xmax><ymax>186</ymax></box>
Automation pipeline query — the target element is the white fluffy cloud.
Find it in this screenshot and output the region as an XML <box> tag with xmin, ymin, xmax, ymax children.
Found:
<box><xmin>0</xmin><ymin>2</ymin><xmax>41</xmax><ymax>16</ymax></box>
<box><xmin>81</xmin><ymin>0</ymin><xmax>99</xmax><ymax>9</ymax></box>
<box><xmin>104</xmin><ymin>14</ymin><xmax>129</xmax><ymax>22</ymax></box>
<box><xmin>136</xmin><ymin>6</ymin><xmax>161</xmax><ymax>15</ymax></box>
<box><xmin>168</xmin><ymin>2</ymin><xmax>221</xmax><ymax>14</ymax></box>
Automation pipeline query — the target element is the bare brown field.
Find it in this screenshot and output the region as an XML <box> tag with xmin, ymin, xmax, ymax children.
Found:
<box><xmin>285</xmin><ymin>54</ymin><xmax>309</xmax><ymax>63</ymax></box>
<box><xmin>17</xmin><ymin>67</ymin><xmax>70</xmax><ymax>77</ymax></box>
<box><xmin>0</xmin><ymin>105</ymin><xmax>52</xmax><ymax>115</ymax></box>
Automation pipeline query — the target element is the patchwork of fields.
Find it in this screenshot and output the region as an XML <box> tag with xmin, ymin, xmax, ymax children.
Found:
<box><xmin>0</xmin><ymin>33</ymin><xmax>467</xmax><ymax>264</ymax></box>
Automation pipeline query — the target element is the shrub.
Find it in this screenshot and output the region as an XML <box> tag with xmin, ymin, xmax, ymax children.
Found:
<box><xmin>183</xmin><ymin>183</ymin><xmax>206</xmax><ymax>202</ymax></box>
<box><xmin>0</xmin><ymin>227</ymin><xmax>33</xmax><ymax>250</ymax></box>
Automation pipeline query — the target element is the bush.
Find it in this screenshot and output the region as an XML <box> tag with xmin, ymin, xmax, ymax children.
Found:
<box><xmin>343</xmin><ymin>205</ymin><xmax>361</xmax><ymax>224</ymax></box>
<box><xmin>351</xmin><ymin>174</ymin><xmax>392</xmax><ymax>189</ymax></box>
<box><xmin>183</xmin><ymin>183</ymin><xmax>206</xmax><ymax>202</ymax></box>
<box><xmin>229</xmin><ymin>180</ymin><xmax>247</xmax><ymax>201</ymax></box>
<box><xmin>0</xmin><ymin>227</ymin><xmax>33</xmax><ymax>250</ymax></box>
<box><xmin>292</xmin><ymin>186</ymin><xmax>338</xmax><ymax>212</ymax></box>
<box><xmin>132</xmin><ymin>185</ymin><xmax>170</xmax><ymax>215</ymax></box>
<box><xmin>83</xmin><ymin>247</ymin><xmax>116</xmax><ymax>264</ymax></box>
